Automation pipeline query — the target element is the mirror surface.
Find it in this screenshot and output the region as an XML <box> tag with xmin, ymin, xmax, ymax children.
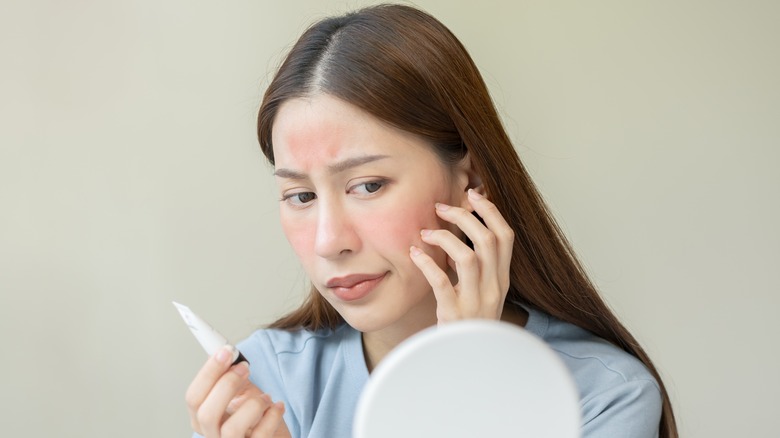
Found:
<box><xmin>353</xmin><ymin>320</ymin><xmax>581</xmax><ymax>438</ymax></box>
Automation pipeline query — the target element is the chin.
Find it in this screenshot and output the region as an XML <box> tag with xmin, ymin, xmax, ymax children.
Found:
<box><xmin>338</xmin><ymin>298</ymin><xmax>437</xmax><ymax>336</ymax></box>
<box><xmin>339</xmin><ymin>311</ymin><xmax>395</xmax><ymax>334</ymax></box>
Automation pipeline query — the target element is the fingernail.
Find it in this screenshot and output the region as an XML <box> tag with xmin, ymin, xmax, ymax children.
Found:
<box><xmin>409</xmin><ymin>245</ymin><xmax>423</xmax><ymax>256</ymax></box>
<box><xmin>420</xmin><ymin>229</ymin><xmax>432</xmax><ymax>237</ymax></box>
<box><xmin>216</xmin><ymin>345</ymin><xmax>235</xmax><ymax>364</ymax></box>
<box><xmin>435</xmin><ymin>202</ymin><xmax>450</xmax><ymax>211</ymax></box>
<box><xmin>232</xmin><ymin>361</ymin><xmax>250</xmax><ymax>378</ymax></box>
<box><xmin>468</xmin><ymin>189</ymin><xmax>483</xmax><ymax>200</ymax></box>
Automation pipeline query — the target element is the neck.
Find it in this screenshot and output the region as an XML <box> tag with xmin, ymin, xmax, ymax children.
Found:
<box><xmin>361</xmin><ymin>293</ymin><xmax>437</xmax><ymax>372</ymax></box>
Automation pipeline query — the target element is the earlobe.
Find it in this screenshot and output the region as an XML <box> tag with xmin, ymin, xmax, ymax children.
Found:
<box><xmin>460</xmin><ymin>184</ymin><xmax>485</xmax><ymax>212</ymax></box>
<box><xmin>455</xmin><ymin>152</ymin><xmax>484</xmax><ymax>212</ymax></box>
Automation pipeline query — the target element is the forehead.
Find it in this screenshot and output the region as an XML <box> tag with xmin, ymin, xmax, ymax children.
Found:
<box><xmin>271</xmin><ymin>94</ymin><xmax>439</xmax><ymax>171</ymax></box>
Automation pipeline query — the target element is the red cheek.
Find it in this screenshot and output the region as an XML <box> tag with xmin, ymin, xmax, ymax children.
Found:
<box><xmin>281</xmin><ymin>219</ymin><xmax>315</xmax><ymax>260</ymax></box>
<box><xmin>367</xmin><ymin>202</ymin><xmax>440</xmax><ymax>251</ymax></box>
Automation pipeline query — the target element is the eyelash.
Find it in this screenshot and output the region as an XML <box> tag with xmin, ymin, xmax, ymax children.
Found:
<box><xmin>280</xmin><ymin>179</ymin><xmax>388</xmax><ymax>207</ymax></box>
<box><xmin>280</xmin><ymin>191</ymin><xmax>316</xmax><ymax>206</ymax></box>
<box><xmin>349</xmin><ymin>179</ymin><xmax>387</xmax><ymax>196</ymax></box>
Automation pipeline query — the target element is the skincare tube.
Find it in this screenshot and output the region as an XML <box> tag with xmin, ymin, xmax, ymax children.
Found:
<box><xmin>173</xmin><ymin>301</ymin><xmax>248</xmax><ymax>365</ymax></box>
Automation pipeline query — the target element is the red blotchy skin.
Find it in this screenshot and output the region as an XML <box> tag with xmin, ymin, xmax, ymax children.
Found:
<box><xmin>271</xmin><ymin>94</ymin><xmax>467</xmax><ymax>336</ymax></box>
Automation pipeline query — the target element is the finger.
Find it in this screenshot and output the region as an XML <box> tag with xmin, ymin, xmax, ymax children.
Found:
<box><xmin>220</xmin><ymin>393</ymin><xmax>273</xmax><ymax>438</ymax></box>
<box><xmin>409</xmin><ymin>245</ymin><xmax>459</xmax><ymax>321</ymax></box>
<box><xmin>186</xmin><ymin>346</ymin><xmax>242</xmax><ymax>431</ymax></box>
<box><xmin>468</xmin><ymin>191</ymin><xmax>514</xmax><ymax>292</ymax></box>
<box><xmin>225</xmin><ymin>385</ymin><xmax>272</xmax><ymax>416</ymax></box>
<box><xmin>419</xmin><ymin>229</ymin><xmax>480</xmax><ymax>311</ymax></box>
<box><xmin>226</xmin><ymin>392</ymin><xmax>252</xmax><ymax>416</ymax></box>
<box><xmin>197</xmin><ymin>362</ymin><xmax>252</xmax><ymax>437</ymax></box>
<box><xmin>434</xmin><ymin>202</ymin><xmax>500</xmax><ymax>289</ymax></box>
<box><xmin>435</xmin><ymin>201</ymin><xmax>499</xmax><ymax>259</ymax></box>
<box><xmin>250</xmin><ymin>402</ymin><xmax>287</xmax><ymax>438</ymax></box>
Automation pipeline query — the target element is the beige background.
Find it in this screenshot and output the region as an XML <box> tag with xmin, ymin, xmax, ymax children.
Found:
<box><xmin>1</xmin><ymin>1</ymin><xmax>778</xmax><ymax>436</ymax></box>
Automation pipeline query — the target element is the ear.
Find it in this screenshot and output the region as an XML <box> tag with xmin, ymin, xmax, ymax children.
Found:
<box><xmin>453</xmin><ymin>152</ymin><xmax>484</xmax><ymax>212</ymax></box>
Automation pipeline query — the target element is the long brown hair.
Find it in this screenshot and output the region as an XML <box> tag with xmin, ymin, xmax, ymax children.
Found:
<box><xmin>256</xmin><ymin>4</ymin><xmax>676</xmax><ymax>437</ymax></box>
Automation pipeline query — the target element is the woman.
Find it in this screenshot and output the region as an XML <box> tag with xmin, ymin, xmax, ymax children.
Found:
<box><xmin>185</xmin><ymin>4</ymin><xmax>677</xmax><ymax>438</ymax></box>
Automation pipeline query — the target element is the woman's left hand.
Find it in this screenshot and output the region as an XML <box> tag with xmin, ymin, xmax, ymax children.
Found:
<box><xmin>410</xmin><ymin>189</ymin><xmax>514</xmax><ymax>323</ymax></box>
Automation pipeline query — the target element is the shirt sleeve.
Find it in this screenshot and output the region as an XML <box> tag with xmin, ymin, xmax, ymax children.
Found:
<box><xmin>581</xmin><ymin>378</ymin><xmax>663</xmax><ymax>438</ymax></box>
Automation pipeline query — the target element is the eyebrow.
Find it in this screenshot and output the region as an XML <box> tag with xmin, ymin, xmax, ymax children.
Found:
<box><xmin>273</xmin><ymin>154</ymin><xmax>390</xmax><ymax>179</ymax></box>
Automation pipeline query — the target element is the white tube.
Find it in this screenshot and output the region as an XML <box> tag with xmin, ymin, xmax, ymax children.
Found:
<box><xmin>172</xmin><ymin>301</ymin><xmax>248</xmax><ymax>365</ymax></box>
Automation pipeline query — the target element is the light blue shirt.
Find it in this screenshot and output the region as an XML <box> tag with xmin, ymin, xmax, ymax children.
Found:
<box><xmin>194</xmin><ymin>307</ymin><xmax>661</xmax><ymax>437</ymax></box>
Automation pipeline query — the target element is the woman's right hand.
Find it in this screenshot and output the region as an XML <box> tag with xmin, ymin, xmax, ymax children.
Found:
<box><xmin>185</xmin><ymin>346</ymin><xmax>291</xmax><ymax>438</ymax></box>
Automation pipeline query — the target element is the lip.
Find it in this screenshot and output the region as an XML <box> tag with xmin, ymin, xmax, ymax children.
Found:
<box><xmin>326</xmin><ymin>272</ymin><xmax>388</xmax><ymax>302</ymax></box>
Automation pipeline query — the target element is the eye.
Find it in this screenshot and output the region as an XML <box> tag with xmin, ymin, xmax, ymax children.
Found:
<box><xmin>350</xmin><ymin>180</ymin><xmax>386</xmax><ymax>196</ymax></box>
<box><xmin>282</xmin><ymin>191</ymin><xmax>317</xmax><ymax>206</ymax></box>
<box><xmin>363</xmin><ymin>182</ymin><xmax>383</xmax><ymax>193</ymax></box>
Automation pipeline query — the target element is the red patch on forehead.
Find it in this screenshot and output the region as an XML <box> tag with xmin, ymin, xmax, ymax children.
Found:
<box><xmin>273</xmin><ymin>98</ymin><xmax>353</xmax><ymax>171</ymax></box>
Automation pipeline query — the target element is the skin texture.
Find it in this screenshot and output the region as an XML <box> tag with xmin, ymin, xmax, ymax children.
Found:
<box><xmin>186</xmin><ymin>346</ymin><xmax>290</xmax><ymax>438</ymax></box>
<box><xmin>272</xmin><ymin>94</ymin><xmax>469</xmax><ymax>346</ymax></box>
<box><xmin>185</xmin><ymin>93</ymin><xmax>516</xmax><ymax>437</ymax></box>
<box><xmin>271</xmin><ymin>94</ymin><xmax>515</xmax><ymax>365</ymax></box>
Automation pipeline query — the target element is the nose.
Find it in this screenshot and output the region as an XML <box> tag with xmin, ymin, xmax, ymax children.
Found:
<box><xmin>314</xmin><ymin>199</ymin><xmax>360</xmax><ymax>259</ymax></box>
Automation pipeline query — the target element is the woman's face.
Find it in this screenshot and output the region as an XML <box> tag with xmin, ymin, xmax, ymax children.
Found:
<box><xmin>271</xmin><ymin>94</ymin><xmax>468</xmax><ymax>334</ymax></box>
